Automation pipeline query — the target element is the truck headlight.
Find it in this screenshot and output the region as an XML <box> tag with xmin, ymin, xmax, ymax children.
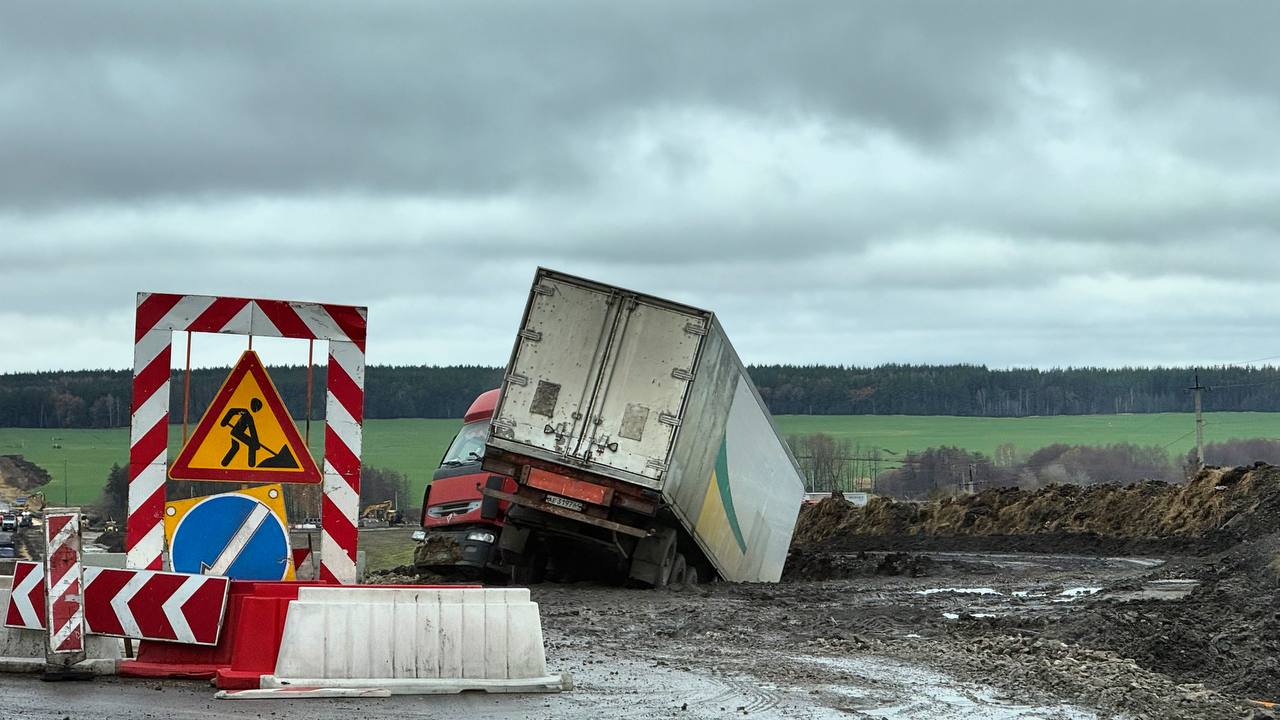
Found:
<box><xmin>466</xmin><ymin>531</ymin><xmax>496</xmax><ymax>544</ymax></box>
<box><xmin>411</xmin><ymin>529</ymin><xmax>426</xmax><ymax>541</ymax></box>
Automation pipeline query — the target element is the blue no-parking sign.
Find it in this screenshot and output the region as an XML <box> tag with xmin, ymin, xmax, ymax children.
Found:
<box><xmin>169</xmin><ymin>492</ymin><xmax>292</xmax><ymax>580</ymax></box>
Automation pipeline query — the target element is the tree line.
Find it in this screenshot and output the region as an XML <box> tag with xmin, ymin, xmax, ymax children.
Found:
<box><xmin>4</xmin><ymin>363</ymin><xmax>1280</xmax><ymax>428</ymax></box>
<box><xmin>0</xmin><ymin>365</ymin><xmax>503</xmax><ymax>428</ymax></box>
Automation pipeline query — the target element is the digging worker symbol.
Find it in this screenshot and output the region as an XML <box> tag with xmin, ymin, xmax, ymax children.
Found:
<box><xmin>218</xmin><ymin>398</ymin><xmax>301</xmax><ymax>470</ymax></box>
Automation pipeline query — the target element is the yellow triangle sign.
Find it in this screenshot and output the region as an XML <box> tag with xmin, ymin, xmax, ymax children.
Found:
<box><xmin>170</xmin><ymin>350</ymin><xmax>322</xmax><ymax>484</ymax></box>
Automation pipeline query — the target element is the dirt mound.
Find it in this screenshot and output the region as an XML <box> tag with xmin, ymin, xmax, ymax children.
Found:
<box><xmin>793</xmin><ymin>463</ymin><xmax>1280</xmax><ymax>555</ymax></box>
<box><xmin>790</xmin><ymin>490</ymin><xmax>854</xmax><ymax>545</ymax></box>
<box><xmin>0</xmin><ymin>455</ymin><xmax>51</xmax><ymax>492</ymax></box>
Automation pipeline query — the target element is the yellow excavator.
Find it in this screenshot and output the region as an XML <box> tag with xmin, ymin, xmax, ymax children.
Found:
<box><xmin>360</xmin><ymin>499</ymin><xmax>401</xmax><ymax>525</ymax></box>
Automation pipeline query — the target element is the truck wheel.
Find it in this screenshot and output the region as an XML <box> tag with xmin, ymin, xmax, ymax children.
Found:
<box><xmin>683</xmin><ymin>564</ymin><xmax>700</xmax><ymax>587</ymax></box>
<box><xmin>627</xmin><ymin>527</ymin><xmax>679</xmax><ymax>588</ymax></box>
<box><xmin>509</xmin><ymin>548</ymin><xmax>546</xmax><ymax>585</ymax></box>
<box><xmin>669</xmin><ymin>554</ymin><xmax>687</xmax><ymax>588</ymax></box>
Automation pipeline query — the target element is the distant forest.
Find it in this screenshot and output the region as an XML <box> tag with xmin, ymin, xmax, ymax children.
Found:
<box><xmin>2</xmin><ymin>363</ymin><xmax>1279</xmax><ymax>429</ymax></box>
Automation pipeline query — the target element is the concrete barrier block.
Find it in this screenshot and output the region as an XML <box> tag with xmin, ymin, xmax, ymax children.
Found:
<box><xmin>0</xmin><ymin>583</ymin><xmax>122</xmax><ymax>674</ymax></box>
<box><xmin>269</xmin><ymin>586</ymin><xmax>567</xmax><ymax>694</ymax></box>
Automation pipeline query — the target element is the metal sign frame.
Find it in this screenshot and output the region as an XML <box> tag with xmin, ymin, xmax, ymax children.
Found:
<box><xmin>127</xmin><ymin>293</ymin><xmax>367</xmax><ymax>584</ymax></box>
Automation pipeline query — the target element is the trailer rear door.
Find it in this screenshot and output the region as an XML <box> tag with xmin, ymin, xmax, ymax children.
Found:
<box><xmin>578</xmin><ymin>297</ymin><xmax>705</xmax><ymax>482</ymax></box>
<box><xmin>493</xmin><ymin>270</ymin><xmax>709</xmax><ymax>490</ymax></box>
<box><xmin>496</xmin><ymin>274</ymin><xmax>619</xmax><ymax>461</ymax></box>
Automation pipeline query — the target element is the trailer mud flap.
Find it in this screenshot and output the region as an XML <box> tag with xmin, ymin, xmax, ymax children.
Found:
<box><xmin>627</xmin><ymin>527</ymin><xmax>677</xmax><ymax>588</ymax></box>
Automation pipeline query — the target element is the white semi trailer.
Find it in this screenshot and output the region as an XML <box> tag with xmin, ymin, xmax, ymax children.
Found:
<box><xmin>482</xmin><ymin>268</ymin><xmax>805</xmax><ymax>586</ymax></box>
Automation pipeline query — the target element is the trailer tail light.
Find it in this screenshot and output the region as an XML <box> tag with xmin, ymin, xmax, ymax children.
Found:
<box><xmin>525</xmin><ymin>468</ymin><xmax>614</xmax><ymax>506</ymax></box>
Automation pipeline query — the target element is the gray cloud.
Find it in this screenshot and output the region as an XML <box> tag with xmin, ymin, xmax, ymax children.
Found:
<box><xmin>2</xmin><ymin>2</ymin><xmax>1279</xmax><ymax>372</ymax></box>
<box><xmin>4</xmin><ymin>1</ymin><xmax>1277</xmax><ymax>206</ymax></box>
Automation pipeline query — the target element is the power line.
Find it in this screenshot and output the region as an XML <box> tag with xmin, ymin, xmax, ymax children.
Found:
<box><xmin>1162</xmin><ymin>426</ymin><xmax>1203</xmax><ymax>450</ymax></box>
<box><xmin>1199</xmin><ymin>378</ymin><xmax>1280</xmax><ymax>390</ymax></box>
<box><xmin>1219</xmin><ymin>353</ymin><xmax>1280</xmax><ymax>366</ymax></box>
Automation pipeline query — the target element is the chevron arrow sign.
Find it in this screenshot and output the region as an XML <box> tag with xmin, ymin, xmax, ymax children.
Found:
<box><xmin>4</xmin><ymin>561</ymin><xmax>230</xmax><ymax>646</ymax></box>
<box><xmin>4</xmin><ymin>560</ymin><xmax>45</xmax><ymax>630</ymax></box>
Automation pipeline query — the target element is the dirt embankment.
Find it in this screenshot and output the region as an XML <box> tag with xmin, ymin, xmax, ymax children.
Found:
<box><xmin>791</xmin><ymin>463</ymin><xmax>1280</xmax><ymax>556</ymax></box>
<box><xmin>0</xmin><ymin>454</ymin><xmax>51</xmax><ymax>494</ymax></box>
<box><xmin>783</xmin><ymin>463</ymin><xmax>1280</xmax><ymax>706</ymax></box>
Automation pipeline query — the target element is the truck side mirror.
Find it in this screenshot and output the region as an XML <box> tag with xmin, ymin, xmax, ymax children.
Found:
<box><xmin>480</xmin><ymin>475</ymin><xmax>504</xmax><ymax>520</ymax></box>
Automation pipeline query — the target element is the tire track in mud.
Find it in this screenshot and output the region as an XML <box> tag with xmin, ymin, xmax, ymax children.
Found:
<box><xmin>704</xmin><ymin>666</ymin><xmax>781</xmax><ymax>713</ymax></box>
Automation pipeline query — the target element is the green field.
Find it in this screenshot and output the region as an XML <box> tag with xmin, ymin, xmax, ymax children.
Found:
<box><xmin>2</xmin><ymin>412</ymin><xmax>1276</xmax><ymax>506</ymax></box>
<box><xmin>0</xmin><ymin>420</ymin><xmax>459</xmax><ymax>508</ymax></box>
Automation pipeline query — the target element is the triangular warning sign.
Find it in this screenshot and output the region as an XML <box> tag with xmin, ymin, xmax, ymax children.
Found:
<box><xmin>170</xmin><ymin>350</ymin><xmax>322</xmax><ymax>484</ymax></box>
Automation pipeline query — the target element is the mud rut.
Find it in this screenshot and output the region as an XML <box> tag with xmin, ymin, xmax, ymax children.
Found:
<box><xmin>522</xmin><ymin>550</ymin><xmax>1262</xmax><ymax>720</ymax></box>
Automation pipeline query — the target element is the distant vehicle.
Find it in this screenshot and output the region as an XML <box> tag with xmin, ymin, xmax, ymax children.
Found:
<box><xmin>0</xmin><ymin>514</ymin><xmax>16</xmax><ymax>532</ymax></box>
<box><xmin>0</xmin><ymin>530</ymin><xmax>14</xmax><ymax>548</ymax></box>
<box><xmin>413</xmin><ymin>388</ymin><xmax>516</xmax><ymax>578</ymax></box>
<box><xmin>0</xmin><ymin>546</ymin><xmax>15</xmax><ymax>559</ymax></box>
<box><xmin>803</xmin><ymin>491</ymin><xmax>870</xmax><ymax>507</ymax></box>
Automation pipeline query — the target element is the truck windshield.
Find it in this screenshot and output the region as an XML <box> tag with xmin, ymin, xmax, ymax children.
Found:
<box><xmin>440</xmin><ymin>420</ymin><xmax>489</xmax><ymax>467</ymax></box>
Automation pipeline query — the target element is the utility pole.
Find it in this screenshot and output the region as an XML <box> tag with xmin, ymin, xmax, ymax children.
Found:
<box><xmin>1189</xmin><ymin>373</ymin><xmax>1206</xmax><ymax>468</ymax></box>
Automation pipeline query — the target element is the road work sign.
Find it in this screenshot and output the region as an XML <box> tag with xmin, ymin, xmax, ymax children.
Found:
<box><xmin>170</xmin><ymin>350</ymin><xmax>321</xmax><ymax>484</ymax></box>
<box><xmin>165</xmin><ymin>484</ymin><xmax>295</xmax><ymax>581</ymax></box>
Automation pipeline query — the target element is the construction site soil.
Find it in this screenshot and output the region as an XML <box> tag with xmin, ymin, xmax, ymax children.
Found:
<box><xmin>373</xmin><ymin>464</ymin><xmax>1280</xmax><ymax>718</ymax></box>
<box><xmin>0</xmin><ymin>454</ymin><xmax>50</xmax><ymax>499</ymax></box>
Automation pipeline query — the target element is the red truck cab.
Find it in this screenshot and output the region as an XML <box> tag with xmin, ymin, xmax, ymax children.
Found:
<box><xmin>412</xmin><ymin>388</ymin><xmax>516</xmax><ymax>576</ymax></box>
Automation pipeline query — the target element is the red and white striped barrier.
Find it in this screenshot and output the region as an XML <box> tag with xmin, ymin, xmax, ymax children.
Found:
<box><xmin>129</xmin><ymin>293</ymin><xmax>367</xmax><ymax>584</ymax></box>
<box><xmin>5</xmin><ymin>562</ymin><xmax>231</xmax><ymax>646</ymax></box>
<box><xmin>45</xmin><ymin>511</ymin><xmax>85</xmax><ymax>654</ymax></box>
<box><xmin>290</xmin><ymin>548</ymin><xmax>316</xmax><ymax>581</ymax></box>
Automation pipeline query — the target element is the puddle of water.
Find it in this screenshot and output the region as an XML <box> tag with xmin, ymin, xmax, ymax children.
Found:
<box><xmin>916</xmin><ymin>587</ymin><xmax>1002</xmax><ymax>596</ymax></box>
<box><xmin>1106</xmin><ymin>578</ymin><xmax>1199</xmax><ymax>602</ymax></box>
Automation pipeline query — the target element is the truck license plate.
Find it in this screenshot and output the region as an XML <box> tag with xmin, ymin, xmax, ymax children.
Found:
<box><xmin>544</xmin><ymin>494</ymin><xmax>584</xmax><ymax>512</ymax></box>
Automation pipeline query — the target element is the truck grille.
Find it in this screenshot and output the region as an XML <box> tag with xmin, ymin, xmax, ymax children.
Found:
<box><xmin>426</xmin><ymin>500</ymin><xmax>481</xmax><ymax>518</ymax></box>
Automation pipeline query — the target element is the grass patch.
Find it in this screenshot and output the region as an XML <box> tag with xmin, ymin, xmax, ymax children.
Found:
<box><xmin>358</xmin><ymin>527</ymin><xmax>419</xmax><ymax>572</ymax></box>
<box><xmin>2</xmin><ymin>412</ymin><xmax>1277</xmax><ymax>505</ymax></box>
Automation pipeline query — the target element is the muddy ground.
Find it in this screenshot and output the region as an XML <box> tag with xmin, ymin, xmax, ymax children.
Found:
<box><xmin>528</xmin><ymin>549</ymin><xmax>1266</xmax><ymax>719</ymax></box>
<box><xmin>371</xmin><ymin>464</ymin><xmax>1280</xmax><ymax>718</ymax></box>
<box><xmin>371</xmin><ymin>546</ymin><xmax>1279</xmax><ymax>718</ymax></box>
<box><xmin>8</xmin><ymin>463</ymin><xmax>1276</xmax><ymax>718</ymax></box>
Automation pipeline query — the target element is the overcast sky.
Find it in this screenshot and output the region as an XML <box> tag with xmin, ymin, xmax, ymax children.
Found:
<box><xmin>3</xmin><ymin>2</ymin><xmax>1279</xmax><ymax>373</ymax></box>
